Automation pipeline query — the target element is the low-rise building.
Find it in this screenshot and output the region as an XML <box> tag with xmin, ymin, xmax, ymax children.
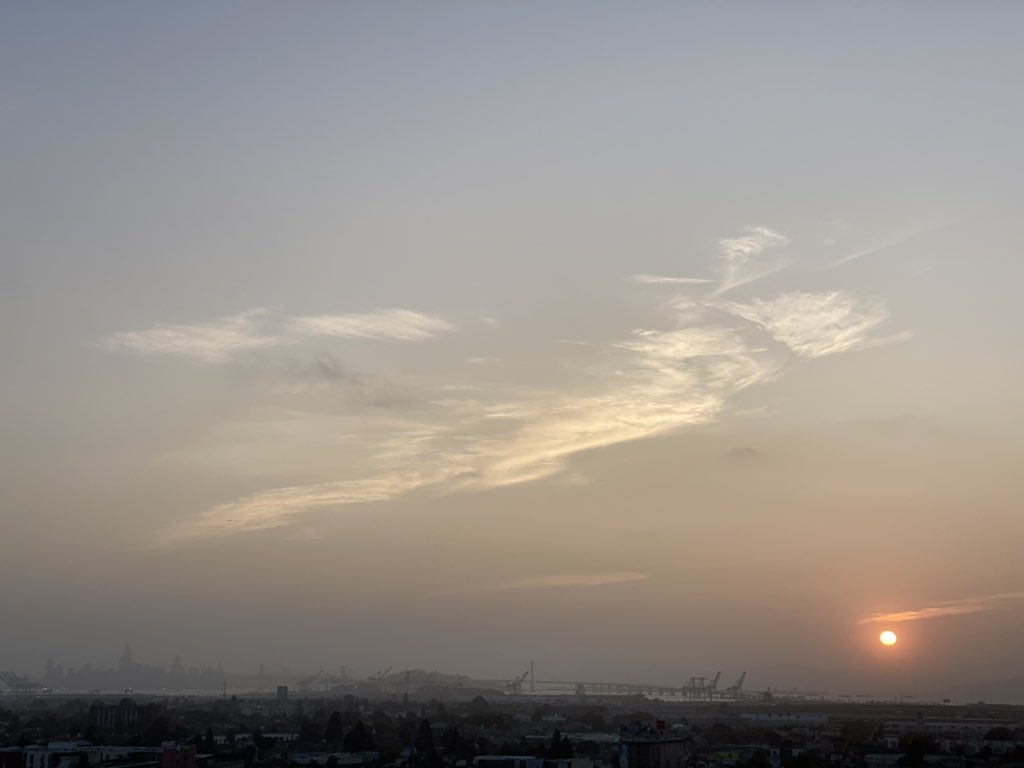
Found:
<box><xmin>619</xmin><ymin>722</ymin><xmax>691</xmax><ymax>768</ymax></box>
<box><xmin>0</xmin><ymin>743</ymin><xmax>196</xmax><ymax>768</ymax></box>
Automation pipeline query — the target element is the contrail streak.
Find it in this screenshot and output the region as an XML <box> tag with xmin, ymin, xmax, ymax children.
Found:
<box><xmin>493</xmin><ymin>572</ymin><xmax>650</xmax><ymax>590</ymax></box>
<box><xmin>858</xmin><ymin>592</ymin><xmax>1024</xmax><ymax>624</ymax></box>
<box><xmin>829</xmin><ymin>218</ymin><xmax>958</xmax><ymax>268</ymax></box>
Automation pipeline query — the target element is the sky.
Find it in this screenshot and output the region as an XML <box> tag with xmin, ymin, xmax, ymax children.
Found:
<box><xmin>2</xmin><ymin>2</ymin><xmax>1024</xmax><ymax>702</ymax></box>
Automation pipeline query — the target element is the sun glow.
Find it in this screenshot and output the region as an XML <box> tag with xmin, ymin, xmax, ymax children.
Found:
<box><xmin>879</xmin><ymin>630</ymin><xmax>898</xmax><ymax>647</ymax></box>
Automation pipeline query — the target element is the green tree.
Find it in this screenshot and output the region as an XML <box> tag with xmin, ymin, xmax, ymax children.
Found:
<box><xmin>413</xmin><ymin>720</ymin><xmax>441</xmax><ymax>768</ymax></box>
<box><xmin>343</xmin><ymin>720</ymin><xmax>375</xmax><ymax>753</ymax></box>
<box><xmin>740</xmin><ymin>749</ymin><xmax>772</xmax><ymax>768</ymax></box>
<box><xmin>325</xmin><ymin>712</ymin><xmax>345</xmax><ymax>746</ymax></box>
<box><xmin>548</xmin><ymin>730</ymin><xmax>574</xmax><ymax>760</ymax></box>
<box><xmin>441</xmin><ymin>727</ymin><xmax>460</xmax><ymax>755</ymax></box>
<box><xmin>252</xmin><ymin>727</ymin><xmax>269</xmax><ymax>757</ymax></box>
<box><xmin>783</xmin><ymin>750</ymin><xmax>823</xmax><ymax>768</ymax></box>
<box><xmin>142</xmin><ymin>716</ymin><xmax>169</xmax><ymax>745</ymax></box>
<box><xmin>762</xmin><ymin>731</ymin><xmax>783</xmax><ymax>748</ymax></box>
<box><xmin>706</xmin><ymin>723</ymin><xmax>733</xmax><ymax>747</ymax></box>
<box><xmin>299</xmin><ymin>717</ymin><xmax>322</xmax><ymax>743</ymax></box>
<box><xmin>415</xmin><ymin>720</ymin><xmax>435</xmax><ymax>754</ymax></box>
<box><xmin>898</xmin><ymin>736</ymin><xmax>937</xmax><ymax>767</ymax></box>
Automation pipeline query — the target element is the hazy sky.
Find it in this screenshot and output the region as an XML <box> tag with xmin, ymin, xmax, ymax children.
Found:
<box><xmin>3</xmin><ymin>2</ymin><xmax>1024</xmax><ymax>701</ymax></box>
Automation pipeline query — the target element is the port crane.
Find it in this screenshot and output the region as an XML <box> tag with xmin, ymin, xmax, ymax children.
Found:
<box><xmin>297</xmin><ymin>670</ymin><xmax>323</xmax><ymax>692</ymax></box>
<box><xmin>505</xmin><ymin>669</ymin><xmax>529</xmax><ymax>696</ymax></box>
<box><xmin>725</xmin><ymin>671</ymin><xmax>746</xmax><ymax>699</ymax></box>
<box><xmin>682</xmin><ymin>671</ymin><xmax>720</xmax><ymax>701</ymax></box>
<box><xmin>0</xmin><ymin>672</ymin><xmax>44</xmax><ymax>694</ymax></box>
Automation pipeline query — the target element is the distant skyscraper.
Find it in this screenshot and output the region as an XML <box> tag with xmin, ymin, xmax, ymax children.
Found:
<box><xmin>118</xmin><ymin>644</ymin><xmax>133</xmax><ymax>672</ymax></box>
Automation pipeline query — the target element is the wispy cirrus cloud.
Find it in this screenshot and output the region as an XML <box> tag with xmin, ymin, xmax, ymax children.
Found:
<box><xmin>858</xmin><ymin>592</ymin><xmax>1024</xmax><ymax>624</ymax></box>
<box><xmin>104</xmin><ymin>307</ymin><xmax>453</xmax><ymax>362</ymax></box>
<box><xmin>493</xmin><ymin>572</ymin><xmax>651</xmax><ymax>590</ymax></box>
<box><xmin>160</xmin><ymin>471</ymin><xmax>443</xmax><ymax>544</ymax></box>
<box><xmin>713</xmin><ymin>226</ymin><xmax>790</xmax><ymax>296</ymax></box>
<box><xmin>452</xmin><ymin>325</ymin><xmax>774</xmax><ymax>492</ymax></box>
<box><xmin>289</xmin><ymin>309</ymin><xmax>453</xmax><ymax>341</ymax></box>
<box><xmin>152</xmin><ymin>224</ymin><xmax>912</xmax><ymax>544</ymax></box>
<box><xmin>628</xmin><ymin>273</ymin><xmax>714</xmax><ymax>285</ymax></box>
<box><xmin>161</xmin><ymin>317</ymin><xmax>776</xmax><ymax>542</ymax></box>
<box><xmin>626</xmin><ymin>226</ymin><xmax>787</xmax><ymax>297</ymax></box>
<box><xmin>103</xmin><ymin>308</ymin><xmax>277</xmax><ymax>362</ymax></box>
<box><xmin>718</xmin><ymin>290</ymin><xmax>910</xmax><ymax>358</ymax></box>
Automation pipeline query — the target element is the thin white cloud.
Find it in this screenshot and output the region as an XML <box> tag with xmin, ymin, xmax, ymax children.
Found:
<box><xmin>858</xmin><ymin>592</ymin><xmax>1024</xmax><ymax>625</ymax></box>
<box><xmin>718</xmin><ymin>290</ymin><xmax>910</xmax><ymax>358</ymax></box>
<box><xmin>734</xmin><ymin>405</ymin><xmax>771</xmax><ymax>417</ymax></box>
<box><xmin>629</xmin><ymin>226</ymin><xmax>788</xmax><ymax>297</ymax></box>
<box><xmin>828</xmin><ymin>223</ymin><xmax>939</xmax><ymax>268</ymax></box>
<box><xmin>467</xmin><ymin>325</ymin><xmax>774</xmax><ymax>491</ymax></box>
<box><xmin>493</xmin><ymin>572</ymin><xmax>651</xmax><ymax>590</ymax></box>
<box><xmin>159</xmin><ymin>471</ymin><xmax>442</xmax><ymax>544</ymax></box>
<box><xmin>103</xmin><ymin>308</ymin><xmax>277</xmax><ymax>362</ymax></box>
<box><xmin>713</xmin><ymin>226</ymin><xmax>790</xmax><ymax>296</ymax></box>
<box><xmin>105</xmin><ymin>307</ymin><xmax>453</xmax><ymax>362</ymax></box>
<box><xmin>290</xmin><ymin>308</ymin><xmax>453</xmax><ymax>341</ymax></box>
<box><xmin>628</xmin><ymin>273</ymin><xmax>714</xmax><ymax>285</ymax></box>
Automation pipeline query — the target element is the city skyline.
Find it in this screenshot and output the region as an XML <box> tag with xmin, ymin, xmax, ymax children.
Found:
<box><xmin>2</xmin><ymin>3</ymin><xmax>1023</xmax><ymax>702</ymax></box>
<box><xmin>15</xmin><ymin>644</ymin><xmax>1024</xmax><ymax>706</ymax></box>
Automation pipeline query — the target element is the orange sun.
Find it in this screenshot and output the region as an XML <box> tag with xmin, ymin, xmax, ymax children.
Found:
<box><xmin>879</xmin><ymin>630</ymin><xmax>898</xmax><ymax>647</ymax></box>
